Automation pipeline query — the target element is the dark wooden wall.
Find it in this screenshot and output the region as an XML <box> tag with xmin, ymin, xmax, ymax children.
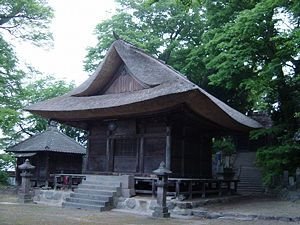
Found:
<box><xmin>16</xmin><ymin>152</ymin><xmax>83</xmax><ymax>186</ymax></box>
<box><xmin>86</xmin><ymin>109</ymin><xmax>213</xmax><ymax>178</ymax></box>
<box><xmin>171</xmin><ymin>117</ymin><xmax>212</xmax><ymax>178</ymax></box>
<box><xmin>86</xmin><ymin>118</ymin><xmax>166</xmax><ymax>174</ymax></box>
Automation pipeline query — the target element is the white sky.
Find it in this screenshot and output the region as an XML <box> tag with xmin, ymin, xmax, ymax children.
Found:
<box><xmin>16</xmin><ymin>0</ymin><xmax>116</xmax><ymax>85</ymax></box>
<box><xmin>0</xmin><ymin>1</ymin><xmax>117</xmax><ymax>150</ymax></box>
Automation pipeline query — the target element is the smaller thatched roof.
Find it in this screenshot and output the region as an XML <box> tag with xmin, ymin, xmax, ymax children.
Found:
<box><xmin>6</xmin><ymin>124</ymin><xmax>85</xmax><ymax>155</ymax></box>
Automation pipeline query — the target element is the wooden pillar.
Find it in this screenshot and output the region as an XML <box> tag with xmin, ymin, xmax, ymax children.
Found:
<box><xmin>83</xmin><ymin>132</ymin><xmax>90</xmax><ymax>173</ymax></box>
<box><xmin>165</xmin><ymin>126</ymin><xmax>171</xmax><ymax>170</ymax></box>
<box><xmin>45</xmin><ymin>152</ymin><xmax>49</xmax><ymax>187</ymax></box>
<box><xmin>139</xmin><ymin>124</ymin><xmax>145</xmax><ymax>173</ymax></box>
<box><xmin>181</xmin><ymin>139</ymin><xmax>185</xmax><ymax>177</ymax></box>
<box><xmin>139</xmin><ymin>127</ymin><xmax>145</xmax><ymax>174</ymax></box>
<box><xmin>106</xmin><ymin>131</ymin><xmax>112</xmax><ymax>172</ymax></box>
<box><xmin>35</xmin><ymin>156</ymin><xmax>39</xmax><ymax>185</ymax></box>
<box><xmin>181</xmin><ymin>127</ymin><xmax>186</xmax><ymax>177</ymax></box>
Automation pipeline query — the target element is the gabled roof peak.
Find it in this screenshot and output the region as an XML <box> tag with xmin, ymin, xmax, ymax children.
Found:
<box><xmin>25</xmin><ymin>39</ymin><xmax>262</xmax><ymax>131</ymax></box>
<box><xmin>6</xmin><ymin>125</ymin><xmax>86</xmax><ymax>154</ymax></box>
<box><xmin>68</xmin><ymin>39</ymin><xmax>195</xmax><ymax>97</ymax></box>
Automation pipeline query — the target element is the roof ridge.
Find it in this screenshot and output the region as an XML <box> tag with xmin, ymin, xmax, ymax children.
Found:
<box><xmin>116</xmin><ymin>39</ymin><xmax>197</xmax><ymax>87</ymax></box>
<box><xmin>6</xmin><ymin>128</ymin><xmax>85</xmax><ymax>153</ymax></box>
<box><xmin>6</xmin><ymin>131</ymin><xmax>43</xmax><ymax>152</ymax></box>
<box><xmin>55</xmin><ymin>129</ymin><xmax>85</xmax><ymax>149</ymax></box>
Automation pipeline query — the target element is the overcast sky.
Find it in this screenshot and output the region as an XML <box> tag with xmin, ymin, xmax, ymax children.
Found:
<box><xmin>16</xmin><ymin>0</ymin><xmax>116</xmax><ymax>85</ymax></box>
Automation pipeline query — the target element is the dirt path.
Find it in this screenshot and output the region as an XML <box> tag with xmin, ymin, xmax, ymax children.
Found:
<box><xmin>204</xmin><ymin>196</ymin><xmax>300</xmax><ymax>217</ymax></box>
<box><xmin>0</xmin><ymin>194</ymin><xmax>299</xmax><ymax>225</ymax></box>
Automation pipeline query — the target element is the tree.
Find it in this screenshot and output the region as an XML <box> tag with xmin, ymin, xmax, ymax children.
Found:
<box><xmin>0</xmin><ymin>153</ymin><xmax>14</xmax><ymax>184</ymax></box>
<box><xmin>0</xmin><ymin>0</ymin><xmax>54</xmax><ymax>110</ymax></box>
<box><xmin>86</xmin><ymin>0</ymin><xmax>300</xmax><ymax>186</ymax></box>
<box><xmin>0</xmin><ymin>74</ymin><xmax>86</xmax><ymax>149</ymax></box>
<box><xmin>0</xmin><ymin>0</ymin><xmax>64</xmax><ymax>150</ymax></box>
<box><xmin>199</xmin><ymin>0</ymin><xmax>299</xmax><ymax>185</ymax></box>
<box><xmin>84</xmin><ymin>0</ymin><xmax>204</xmax><ymax>73</ymax></box>
<box><xmin>0</xmin><ymin>0</ymin><xmax>53</xmax><ymax>45</ymax></box>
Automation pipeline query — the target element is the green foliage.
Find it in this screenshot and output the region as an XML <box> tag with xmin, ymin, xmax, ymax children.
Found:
<box><xmin>256</xmin><ymin>138</ymin><xmax>300</xmax><ymax>186</ymax></box>
<box><xmin>251</xmin><ymin>123</ymin><xmax>300</xmax><ymax>186</ymax></box>
<box><xmin>0</xmin><ymin>153</ymin><xmax>15</xmax><ymax>184</ymax></box>
<box><xmin>0</xmin><ymin>0</ymin><xmax>54</xmax><ymax>45</ymax></box>
<box><xmin>0</xmin><ymin>74</ymin><xmax>76</xmax><ymax>149</ymax></box>
<box><xmin>85</xmin><ymin>0</ymin><xmax>299</xmax><ymax>187</ymax></box>
<box><xmin>212</xmin><ymin>137</ymin><xmax>235</xmax><ymax>156</ymax></box>
<box><xmin>84</xmin><ymin>0</ymin><xmax>204</xmax><ymax>73</ymax></box>
<box><xmin>0</xmin><ymin>1</ymin><xmax>83</xmax><ymax>151</ymax></box>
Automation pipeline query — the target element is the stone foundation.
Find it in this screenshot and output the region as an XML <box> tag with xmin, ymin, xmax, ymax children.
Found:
<box><xmin>33</xmin><ymin>189</ymin><xmax>72</xmax><ymax>206</ymax></box>
<box><xmin>115</xmin><ymin>195</ymin><xmax>244</xmax><ymax>216</ymax></box>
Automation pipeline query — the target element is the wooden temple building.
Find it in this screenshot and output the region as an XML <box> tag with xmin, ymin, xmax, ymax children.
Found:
<box><xmin>25</xmin><ymin>40</ymin><xmax>262</xmax><ymax>184</ymax></box>
<box><xmin>6</xmin><ymin>123</ymin><xmax>86</xmax><ymax>186</ymax></box>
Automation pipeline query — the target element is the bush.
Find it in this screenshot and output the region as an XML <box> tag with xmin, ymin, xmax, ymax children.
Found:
<box><xmin>0</xmin><ymin>171</ymin><xmax>8</xmax><ymax>185</ymax></box>
<box><xmin>212</xmin><ymin>137</ymin><xmax>235</xmax><ymax>156</ymax></box>
<box><xmin>0</xmin><ymin>153</ymin><xmax>15</xmax><ymax>185</ymax></box>
<box><xmin>251</xmin><ymin>125</ymin><xmax>300</xmax><ymax>187</ymax></box>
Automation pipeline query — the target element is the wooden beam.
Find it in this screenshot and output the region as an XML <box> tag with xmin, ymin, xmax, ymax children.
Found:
<box><xmin>106</xmin><ymin>131</ymin><xmax>111</xmax><ymax>172</ymax></box>
<box><xmin>45</xmin><ymin>152</ymin><xmax>49</xmax><ymax>188</ymax></box>
<box><xmin>135</xmin><ymin>137</ymin><xmax>139</xmax><ymax>173</ymax></box>
<box><xmin>109</xmin><ymin>139</ymin><xmax>115</xmax><ymax>171</ymax></box>
<box><xmin>166</xmin><ymin>126</ymin><xmax>171</xmax><ymax>170</ymax></box>
<box><xmin>83</xmin><ymin>131</ymin><xmax>90</xmax><ymax>173</ymax></box>
<box><xmin>139</xmin><ymin>130</ymin><xmax>145</xmax><ymax>174</ymax></box>
<box><xmin>181</xmin><ymin>126</ymin><xmax>186</xmax><ymax>177</ymax></box>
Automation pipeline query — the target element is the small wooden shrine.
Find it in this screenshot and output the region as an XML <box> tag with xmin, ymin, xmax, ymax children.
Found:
<box><xmin>6</xmin><ymin>123</ymin><xmax>86</xmax><ymax>186</ymax></box>
<box><xmin>25</xmin><ymin>40</ymin><xmax>261</xmax><ymax>179</ymax></box>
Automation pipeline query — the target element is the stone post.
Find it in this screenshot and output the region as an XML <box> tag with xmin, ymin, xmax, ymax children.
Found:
<box><xmin>296</xmin><ymin>168</ymin><xmax>300</xmax><ymax>189</ymax></box>
<box><xmin>18</xmin><ymin>159</ymin><xmax>35</xmax><ymax>203</ymax></box>
<box><xmin>283</xmin><ymin>170</ymin><xmax>289</xmax><ymax>187</ymax></box>
<box><xmin>152</xmin><ymin>161</ymin><xmax>172</xmax><ymax>218</ymax></box>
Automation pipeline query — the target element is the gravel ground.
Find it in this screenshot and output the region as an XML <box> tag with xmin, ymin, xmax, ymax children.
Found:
<box><xmin>0</xmin><ymin>194</ymin><xmax>300</xmax><ymax>225</ymax></box>
<box><xmin>204</xmin><ymin>196</ymin><xmax>300</xmax><ymax>217</ymax></box>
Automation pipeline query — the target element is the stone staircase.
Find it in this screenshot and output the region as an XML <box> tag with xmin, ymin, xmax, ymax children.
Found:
<box><xmin>63</xmin><ymin>175</ymin><xmax>121</xmax><ymax>211</ymax></box>
<box><xmin>234</xmin><ymin>152</ymin><xmax>265</xmax><ymax>195</ymax></box>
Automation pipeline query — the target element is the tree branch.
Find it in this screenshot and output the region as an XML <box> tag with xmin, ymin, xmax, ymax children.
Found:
<box><xmin>18</xmin><ymin>123</ymin><xmax>34</xmax><ymax>137</ymax></box>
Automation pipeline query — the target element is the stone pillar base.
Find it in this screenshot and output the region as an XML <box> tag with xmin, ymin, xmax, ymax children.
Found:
<box><xmin>152</xmin><ymin>206</ymin><xmax>170</xmax><ymax>218</ymax></box>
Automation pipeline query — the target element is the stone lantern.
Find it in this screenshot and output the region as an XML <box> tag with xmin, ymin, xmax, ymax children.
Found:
<box><xmin>18</xmin><ymin>159</ymin><xmax>35</xmax><ymax>203</ymax></box>
<box><xmin>152</xmin><ymin>161</ymin><xmax>172</xmax><ymax>218</ymax></box>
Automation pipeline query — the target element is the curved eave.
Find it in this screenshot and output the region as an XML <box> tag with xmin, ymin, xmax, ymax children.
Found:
<box><xmin>7</xmin><ymin>149</ymin><xmax>85</xmax><ymax>155</ymax></box>
<box><xmin>26</xmin><ymin>87</ymin><xmax>262</xmax><ymax>132</ymax></box>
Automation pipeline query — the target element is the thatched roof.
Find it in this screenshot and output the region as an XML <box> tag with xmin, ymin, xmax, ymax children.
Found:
<box><xmin>6</xmin><ymin>125</ymin><xmax>85</xmax><ymax>155</ymax></box>
<box><xmin>26</xmin><ymin>40</ymin><xmax>262</xmax><ymax>132</ymax></box>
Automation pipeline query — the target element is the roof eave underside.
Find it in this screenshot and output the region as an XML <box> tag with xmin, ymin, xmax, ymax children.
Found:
<box><xmin>26</xmin><ymin>89</ymin><xmax>262</xmax><ymax>132</ymax></box>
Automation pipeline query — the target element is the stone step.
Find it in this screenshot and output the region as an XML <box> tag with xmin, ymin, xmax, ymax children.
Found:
<box><xmin>240</xmin><ymin>171</ymin><xmax>261</xmax><ymax>177</ymax></box>
<box><xmin>85</xmin><ymin>175</ymin><xmax>122</xmax><ymax>183</ymax></box>
<box><xmin>239</xmin><ymin>185</ymin><xmax>264</xmax><ymax>189</ymax></box>
<box><xmin>70</xmin><ymin>193</ymin><xmax>112</xmax><ymax>202</ymax></box>
<box><xmin>83</xmin><ymin>180</ymin><xmax>121</xmax><ymax>187</ymax></box>
<box><xmin>239</xmin><ymin>182</ymin><xmax>263</xmax><ymax>186</ymax></box>
<box><xmin>78</xmin><ymin>183</ymin><xmax>120</xmax><ymax>190</ymax></box>
<box><xmin>65</xmin><ymin>197</ymin><xmax>109</xmax><ymax>206</ymax></box>
<box><xmin>63</xmin><ymin>201</ymin><xmax>108</xmax><ymax>211</ymax></box>
<box><xmin>239</xmin><ymin>179</ymin><xmax>263</xmax><ymax>183</ymax></box>
<box><xmin>239</xmin><ymin>190</ymin><xmax>264</xmax><ymax>194</ymax></box>
<box><xmin>239</xmin><ymin>179</ymin><xmax>262</xmax><ymax>182</ymax></box>
<box><xmin>63</xmin><ymin>176</ymin><xmax>122</xmax><ymax>212</ymax></box>
<box><xmin>234</xmin><ymin>152</ymin><xmax>264</xmax><ymax>194</ymax></box>
<box><xmin>75</xmin><ymin>188</ymin><xmax>117</xmax><ymax>196</ymax></box>
<box><xmin>239</xmin><ymin>189</ymin><xmax>264</xmax><ymax>192</ymax></box>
